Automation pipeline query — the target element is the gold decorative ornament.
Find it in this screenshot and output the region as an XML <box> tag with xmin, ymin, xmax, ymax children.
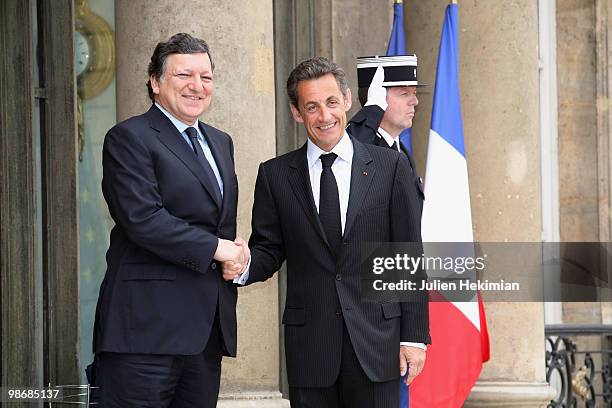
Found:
<box><xmin>74</xmin><ymin>0</ymin><xmax>115</xmax><ymax>160</ymax></box>
<box><xmin>571</xmin><ymin>365</ymin><xmax>592</xmax><ymax>399</ymax></box>
<box><xmin>77</xmin><ymin>96</ymin><xmax>85</xmax><ymax>161</ymax></box>
<box><xmin>75</xmin><ymin>0</ymin><xmax>115</xmax><ymax>100</ymax></box>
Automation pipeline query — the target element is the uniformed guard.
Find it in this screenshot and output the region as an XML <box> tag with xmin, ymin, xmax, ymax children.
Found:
<box><xmin>347</xmin><ymin>55</ymin><xmax>425</xmax><ymax>211</ymax></box>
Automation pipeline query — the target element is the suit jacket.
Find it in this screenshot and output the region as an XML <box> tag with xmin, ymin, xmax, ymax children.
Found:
<box><xmin>93</xmin><ymin>105</ymin><xmax>238</xmax><ymax>356</ymax></box>
<box><xmin>246</xmin><ymin>137</ymin><xmax>430</xmax><ymax>387</ymax></box>
<box><xmin>347</xmin><ymin>105</ymin><xmax>425</xmax><ymax>212</ymax></box>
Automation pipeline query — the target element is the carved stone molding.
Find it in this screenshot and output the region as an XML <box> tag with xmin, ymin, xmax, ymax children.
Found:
<box><xmin>595</xmin><ymin>0</ymin><xmax>612</xmax><ymax>244</ymax></box>
<box><xmin>218</xmin><ymin>392</ymin><xmax>290</xmax><ymax>408</ymax></box>
<box><xmin>464</xmin><ymin>381</ymin><xmax>557</xmax><ymax>408</ymax></box>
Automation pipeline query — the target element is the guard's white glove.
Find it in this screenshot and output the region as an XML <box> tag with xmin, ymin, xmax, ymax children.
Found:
<box><xmin>364</xmin><ymin>66</ymin><xmax>388</xmax><ymax>111</ymax></box>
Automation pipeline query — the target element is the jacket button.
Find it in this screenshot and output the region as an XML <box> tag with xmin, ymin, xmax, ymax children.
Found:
<box><xmin>211</xmin><ymin>263</ymin><xmax>217</xmax><ymax>270</ymax></box>
<box><xmin>336</xmin><ymin>274</ymin><xmax>342</xmax><ymax>281</ymax></box>
<box><xmin>335</xmin><ymin>309</ymin><xmax>342</xmax><ymax>317</ymax></box>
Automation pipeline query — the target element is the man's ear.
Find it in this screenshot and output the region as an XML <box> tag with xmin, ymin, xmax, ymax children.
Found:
<box><xmin>289</xmin><ymin>103</ymin><xmax>304</xmax><ymax>123</ymax></box>
<box><xmin>150</xmin><ymin>75</ymin><xmax>160</xmax><ymax>95</ymax></box>
<box><xmin>343</xmin><ymin>88</ymin><xmax>353</xmax><ymax>112</ymax></box>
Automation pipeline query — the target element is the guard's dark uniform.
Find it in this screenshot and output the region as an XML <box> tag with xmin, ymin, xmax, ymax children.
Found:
<box><xmin>347</xmin><ymin>104</ymin><xmax>425</xmax><ymax>212</ymax></box>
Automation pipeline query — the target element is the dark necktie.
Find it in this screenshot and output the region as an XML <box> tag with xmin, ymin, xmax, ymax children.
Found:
<box><xmin>185</xmin><ymin>126</ymin><xmax>222</xmax><ymax>204</ymax></box>
<box><xmin>318</xmin><ymin>153</ymin><xmax>342</xmax><ymax>256</ymax></box>
<box><xmin>391</xmin><ymin>141</ymin><xmax>399</xmax><ymax>152</ymax></box>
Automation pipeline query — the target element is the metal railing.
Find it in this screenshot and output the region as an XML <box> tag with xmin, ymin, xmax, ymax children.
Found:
<box><xmin>546</xmin><ymin>324</ymin><xmax>612</xmax><ymax>408</ymax></box>
<box><xmin>47</xmin><ymin>384</ymin><xmax>97</xmax><ymax>407</ymax></box>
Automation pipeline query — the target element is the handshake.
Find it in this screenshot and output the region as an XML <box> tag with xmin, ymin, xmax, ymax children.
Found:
<box><xmin>213</xmin><ymin>237</ymin><xmax>250</xmax><ymax>282</ymax></box>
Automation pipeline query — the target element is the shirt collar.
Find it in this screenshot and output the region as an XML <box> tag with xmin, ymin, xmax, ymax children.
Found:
<box><xmin>155</xmin><ymin>102</ymin><xmax>199</xmax><ymax>135</ymax></box>
<box><xmin>306</xmin><ymin>131</ymin><xmax>353</xmax><ymax>169</ymax></box>
<box><xmin>377</xmin><ymin>127</ymin><xmax>400</xmax><ymax>151</ymax></box>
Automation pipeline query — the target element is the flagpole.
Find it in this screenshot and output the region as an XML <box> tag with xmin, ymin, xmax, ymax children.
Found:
<box><xmin>395</xmin><ymin>0</ymin><xmax>402</xmax><ymax>4</ymax></box>
<box><xmin>451</xmin><ymin>0</ymin><xmax>458</xmax><ymax>3</ymax></box>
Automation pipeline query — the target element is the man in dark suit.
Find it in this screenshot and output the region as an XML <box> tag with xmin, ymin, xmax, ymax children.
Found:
<box><xmin>347</xmin><ymin>57</ymin><xmax>425</xmax><ymax>213</ymax></box>
<box><xmin>225</xmin><ymin>57</ymin><xmax>430</xmax><ymax>408</ymax></box>
<box><xmin>92</xmin><ymin>33</ymin><xmax>246</xmax><ymax>407</ymax></box>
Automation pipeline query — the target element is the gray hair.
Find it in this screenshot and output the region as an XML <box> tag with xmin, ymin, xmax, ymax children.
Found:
<box><xmin>286</xmin><ymin>57</ymin><xmax>349</xmax><ymax>107</ymax></box>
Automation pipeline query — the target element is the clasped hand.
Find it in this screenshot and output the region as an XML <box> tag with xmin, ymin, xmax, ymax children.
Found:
<box><xmin>213</xmin><ymin>237</ymin><xmax>250</xmax><ymax>281</ymax></box>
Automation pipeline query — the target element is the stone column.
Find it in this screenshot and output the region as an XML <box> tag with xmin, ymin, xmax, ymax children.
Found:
<box><xmin>313</xmin><ymin>0</ymin><xmax>393</xmax><ymax>116</ymax></box>
<box><xmin>115</xmin><ymin>2</ymin><xmax>287</xmax><ymax>406</ymax></box>
<box><xmin>405</xmin><ymin>0</ymin><xmax>555</xmax><ymax>406</ymax></box>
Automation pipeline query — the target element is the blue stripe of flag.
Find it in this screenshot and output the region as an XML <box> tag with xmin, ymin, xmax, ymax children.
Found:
<box><xmin>399</xmin><ymin>377</ymin><xmax>409</xmax><ymax>407</ymax></box>
<box><xmin>386</xmin><ymin>2</ymin><xmax>413</xmax><ymax>155</ymax></box>
<box><xmin>430</xmin><ymin>4</ymin><xmax>465</xmax><ymax>158</ymax></box>
<box><xmin>387</xmin><ymin>2</ymin><xmax>406</xmax><ymax>54</ymax></box>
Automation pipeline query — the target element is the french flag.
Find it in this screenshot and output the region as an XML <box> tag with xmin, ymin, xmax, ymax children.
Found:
<box><xmin>409</xmin><ymin>4</ymin><xmax>490</xmax><ymax>407</ymax></box>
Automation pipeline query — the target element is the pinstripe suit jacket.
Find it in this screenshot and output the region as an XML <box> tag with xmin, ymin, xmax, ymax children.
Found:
<box><xmin>246</xmin><ymin>136</ymin><xmax>430</xmax><ymax>387</ymax></box>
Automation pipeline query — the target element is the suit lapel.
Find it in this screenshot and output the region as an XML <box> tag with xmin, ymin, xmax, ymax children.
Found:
<box><xmin>147</xmin><ymin>105</ymin><xmax>222</xmax><ymax>209</ymax></box>
<box><xmin>288</xmin><ymin>145</ymin><xmax>330</xmax><ymax>246</ymax></box>
<box><xmin>344</xmin><ymin>138</ymin><xmax>375</xmax><ymax>239</ymax></box>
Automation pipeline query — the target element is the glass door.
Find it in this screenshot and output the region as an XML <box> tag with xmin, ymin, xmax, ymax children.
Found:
<box><xmin>74</xmin><ymin>0</ymin><xmax>117</xmax><ymax>383</ymax></box>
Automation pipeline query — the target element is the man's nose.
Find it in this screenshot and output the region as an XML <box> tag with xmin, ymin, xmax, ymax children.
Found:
<box><xmin>319</xmin><ymin>106</ymin><xmax>333</xmax><ymax>122</ymax></box>
<box><xmin>187</xmin><ymin>75</ymin><xmax>204</xmax><ymax>91</ymax></box>
<box><xmin>410</xmin><ymin>94</ymin><xmax>419</xmax><ymax>107</ymax></box>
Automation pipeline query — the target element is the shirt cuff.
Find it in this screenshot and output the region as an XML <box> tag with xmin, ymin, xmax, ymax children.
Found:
<box><xmin>400</xmin><ymin>342</ymin><xmax>427</xmax><ymax>351</ymax></box>
<box><xmin>233</xmin><ymin>256</ymin><xmax>251</xmax><ymax>285</ymax></box>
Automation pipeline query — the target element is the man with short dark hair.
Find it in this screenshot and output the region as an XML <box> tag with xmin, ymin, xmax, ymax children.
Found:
<box><xmin>92</xmin><ymin>33</ymin><xmax>246</xmax><ymax>407</ymax></box>
<box><xmin>225</xmin><ymin>57</ymin><xmax>430</xmax><ymax>408</ymax></box>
